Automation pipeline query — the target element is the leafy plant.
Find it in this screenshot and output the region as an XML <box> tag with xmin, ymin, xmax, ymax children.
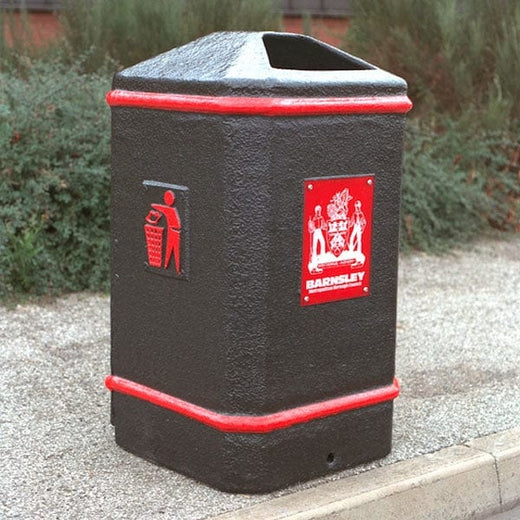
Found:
<box><xmin>1</xmin><ymin>220</ymin><xmax>45</xmax><ymax>294</ymax></box>
<box><xmin>0</xmin><ymin>61</ymin><xmax>111</xmax><ymax>297</ymax></box>
<box><xmin>344</xmin><ymin>0</ymin><xmax>520</xmax><ymax>250</ymax></box>
<box><xmin>401</xmin><ymin>119</ymin><xmax>520</xmax><ymax>251</ymax></box>
<box><xmin>344</xmin><ymin>0</ymin><xmax>520</xmax><ymax>122</ymax></box>
<box><xmin>59</xmin><ymin>0</ymin><xmax>281</xmax><ymax>71</ymax></box>
<box><xmin>182</xmin><ymin>0</ymin><xmax>282</xmax><ymax>37</ymax></box>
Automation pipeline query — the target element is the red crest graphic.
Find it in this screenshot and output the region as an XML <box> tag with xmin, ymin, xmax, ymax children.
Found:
<box><xmin>301</xmin><ymin>175</ymin><xmax>374</xmax><ymax>306</ymax></box>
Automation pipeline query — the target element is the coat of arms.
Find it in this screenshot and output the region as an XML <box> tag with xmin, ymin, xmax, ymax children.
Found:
<box><xmin>307</xmin><ymin>188</ymin><xmax>367</xmax><ymax>274</ymax></box>
<box><xmin>301</xmin><ymin>175</ymin><xmax>373</xmax><ymax>306</ymax></box>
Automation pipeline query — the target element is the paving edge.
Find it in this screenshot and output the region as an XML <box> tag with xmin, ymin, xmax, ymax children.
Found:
<box><xmin>210</xmin><ymin>427</ymin><xmax>520</xmax><ymax>520</ymax></box>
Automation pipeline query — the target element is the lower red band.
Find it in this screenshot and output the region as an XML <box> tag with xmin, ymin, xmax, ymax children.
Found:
<box><xmin>105</xmin><ymin>375</ymin><xmax>399</xmax><ymax>434</ymax></box>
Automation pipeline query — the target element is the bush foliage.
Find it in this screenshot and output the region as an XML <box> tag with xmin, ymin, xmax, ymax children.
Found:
<box><xmin>60</xmin><ymin>0</ymin><xmax>281</xmax><ymax>71</ymax></box>
<box><xmin>0</xmin><ymin>62</ymin><xmax>111</xmax><ymax>297</ymax></box>
<box><xmin>345</xmin><ymin>0</ymin><xmax>520</xmax><ymax>250</ymax></box>
<box><xmin>401</xmin><ymin>120</ymin><xmax>519</xmax><ymax>251</ymax></box>
<box><xmin>345</xmin><ymin>0</ymin><xmax>520</xmax><ymax>123</ymax></box>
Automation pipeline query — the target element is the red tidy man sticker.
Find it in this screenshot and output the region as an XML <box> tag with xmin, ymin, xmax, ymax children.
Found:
<box><xmin>143</xmin><ymin>180</ymin><xmax>189</xmax><ymax>280</ymax></box>
<box><xmin>301</xmin><ymin>175</ymin><xmax>374</xmax><ymax>306</ymax></box>
<box><xmin>144</xmin><ymin>190</ymin><xmax>182</xmax><ymax>273</ymax></box>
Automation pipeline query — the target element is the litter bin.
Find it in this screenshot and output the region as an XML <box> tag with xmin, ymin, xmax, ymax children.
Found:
<box><xmin>106</xmin><ymin>32</ymin><xmax>412</xmax><ymax>493</ymax></box>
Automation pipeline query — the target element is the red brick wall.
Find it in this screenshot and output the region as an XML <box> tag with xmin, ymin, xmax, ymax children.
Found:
<box><xmin>3</xmin><ymin>12</ymin><xmax>348</xmax><ymax>49</ymax></box>
<box><xmin>283</xmin><ymin>16</ymin><xmax>349</xmax><ymax>47</ymax></box>
<box><xmin>2</xmin><ymin>12</ymin><xmax>61</xmax><ymax>47</ymax></box>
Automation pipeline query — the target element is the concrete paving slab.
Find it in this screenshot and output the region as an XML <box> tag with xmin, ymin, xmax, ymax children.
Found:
<box><xmin>469</xmin><ymin>427</ymin><xmax>520</xmax><ymax>511</ymax></box>
<box><xmin>212</xmin><ymin>444</ymin><xmax>500</xmax><ymax>520</ymax></box>
<box><xmin>487</xmin><ymin>504</ymin><xmax>520</xmax><ymax>520</ymax></box>
<box><xmin>1</xmin><ymin>236</ymin><xmax>520</xmax><ymax>519</ymax></box>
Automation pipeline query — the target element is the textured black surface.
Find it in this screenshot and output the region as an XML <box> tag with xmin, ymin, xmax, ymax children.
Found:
<box><xmin>113</xmin><ymin>393</ymin><xmax>393</xmax><ymax>494</ymax></box>
<box><xmin>110</xmin><ymin>32</ymin><xmax>408</xmax><ymax>492</ymax></box>
<box><xmin>113</xmin><ymin>32</ymin><xmax>406</xmax><ymax>97</ymax></box>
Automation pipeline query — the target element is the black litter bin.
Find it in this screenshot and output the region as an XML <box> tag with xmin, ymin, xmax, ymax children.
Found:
<box><xmin>106</xmin><ymin>32</ymin><xmax>412</xmax><ymax>493</ymax></box>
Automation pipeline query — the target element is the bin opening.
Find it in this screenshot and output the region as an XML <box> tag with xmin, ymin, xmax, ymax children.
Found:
<box><xmin>263</xmin><ymin>34</ymin><xmax>370</xmax><ymax>71</ymax></box>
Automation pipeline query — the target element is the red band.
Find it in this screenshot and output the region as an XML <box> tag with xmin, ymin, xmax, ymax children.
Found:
<box><xmin>106</xmin><ymin>89</ymin><xmax>412</xmax><ymax>116</ymax></box>
<box><xmin>105</xmin><ymin>375</ymin><xmax>399</xmax><ymax>434</ymax></box>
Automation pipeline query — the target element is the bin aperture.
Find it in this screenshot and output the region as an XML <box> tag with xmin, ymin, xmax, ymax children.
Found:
<box><xmin>263</xmin><ymin>33</ymin><xmax>370</xmax><ymax>71</ymax></box>
<box><xmin>106</xmin><ymin>31</ymin><xmax>411</xmax><ymax>493</ymax></box>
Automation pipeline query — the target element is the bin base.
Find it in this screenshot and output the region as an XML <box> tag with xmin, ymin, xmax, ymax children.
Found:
<box><xmin>111</xmin><ymin>392</ymin><xmax>393</xmax><ymax>493</ymax></box>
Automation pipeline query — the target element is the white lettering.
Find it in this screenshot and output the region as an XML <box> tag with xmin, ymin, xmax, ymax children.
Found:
<box><xmin>306</xmin><ymin>271</ymin><xmax>366</xmax><ymax>291</ymax></box>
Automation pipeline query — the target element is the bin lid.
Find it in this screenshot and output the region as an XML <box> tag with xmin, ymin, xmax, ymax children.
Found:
<box><xmin>112</xmin><ymin>32</ymin><xmax>408</xmax><ymax>99</ymax></box>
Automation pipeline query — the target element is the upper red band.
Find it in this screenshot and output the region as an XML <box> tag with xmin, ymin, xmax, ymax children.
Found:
<box><xmin>106</xmin><ymin>89</ymin><xmax>412</xmax><ymax>116</ymax></box>
<box><xmin>105</xmin><ymin>374</ymin><xmax>399</xmax><ymax>434</ymax></box>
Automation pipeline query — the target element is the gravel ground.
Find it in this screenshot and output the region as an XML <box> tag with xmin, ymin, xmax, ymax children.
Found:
<box><xmin>2</xmin><ymin>237</ymin><xmax>519</xmax><ymax>519</ymax></box>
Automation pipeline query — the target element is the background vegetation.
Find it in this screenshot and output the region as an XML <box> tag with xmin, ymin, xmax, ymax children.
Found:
<box><xmin>0</xmin><ymin>0</ymin><xmax>280</xmax><ymax>299</ymax></box>
<box><xmin>345</xmin><ymin>0</ymin><xmax>519</xmax><ymax>250</ymax></box>
<box><xmin>0</xmin><ymin>62</ymin><xmax>111</xmax><ymax>297</ymax></box>
<box><xmin>345</xmin><ymin>0</ymin><xmax>520</xmax><ymax>122</ymax></box>
<box><xmin>0</xmin><ymin>0</ymin><xmax>518</xmax><ymax>298</ymax></box>
<box><xmin>59</xmin><ymin>0</ymin><xmax>281</xmax><ymax>72</ymax></box>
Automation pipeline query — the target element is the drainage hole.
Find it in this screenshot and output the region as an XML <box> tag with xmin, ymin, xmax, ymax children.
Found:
<box><xmin>326</xmin><ymin>452</ymin><xmax>335</xmax><ymax>465</ymax></box>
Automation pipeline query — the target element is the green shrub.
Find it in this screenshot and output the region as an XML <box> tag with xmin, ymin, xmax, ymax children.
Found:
<box><xmin>59</xmin><ymin>0</ymin><xmax>183</xmax><ymax>72</ymax></box>
<box><xmin>181</xmin><ymin>0</ymin><xmax>282</xmax><ymax>39</ymax></box>
<box><xmin>344</xmin><ymin>0</ymin><xmax>520</xmax><ymax>250</ymax></box>
<box><xmin>344</xmin><ymin>0</ymin><xmax>520</xmax><ymax>122</ymax></box>
<box><xmin>401</xmin><ymin>119</ymin><xmax>520</xmax><ymax>251</ymax></box>
<box><xmin>0</xmin><ymin>61</ymin><xmax>111</xmax><ymax>297</ymax></box>
<box><xmin>60</xmin><ymin>0</ymin><xmax>281</xmax><ymax>71</ymax></box>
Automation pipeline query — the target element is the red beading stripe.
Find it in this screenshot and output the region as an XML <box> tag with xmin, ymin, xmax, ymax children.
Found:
<box><xmin>106</xmin><ymin>89</ymin><xmax>412</xmax><ymax>116</ymax></box>
<box><xmin>105</xmin><ymin>375</ymin><xmax>400</xmax><ymax>434</ymax></box>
